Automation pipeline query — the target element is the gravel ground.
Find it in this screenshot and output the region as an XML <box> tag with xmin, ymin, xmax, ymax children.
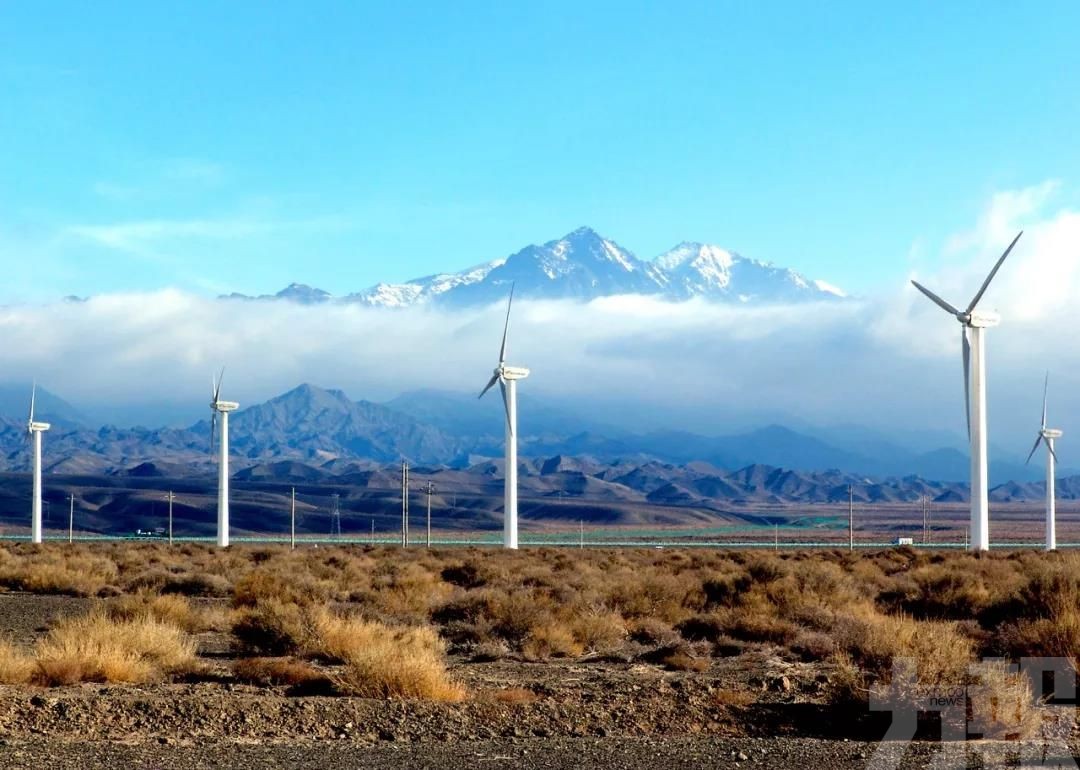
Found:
<box><xmin>1</xmin><ymin>736</ymin><xmax>1078</xmax><ymax>769</ymax></box>
<box><xmin>0</xmin><ymin>594</ymin><xmax>1075</xmax><ymax>768</ymax></box>
<box><xmin>0</xmin><ymin>594</ymin><xmax>93</xmax><ymax>646</ymax></box>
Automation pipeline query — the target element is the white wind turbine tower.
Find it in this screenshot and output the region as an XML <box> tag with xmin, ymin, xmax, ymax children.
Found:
<box><xmin>911</xmin><ymin>231</ymin><xmax>1022</xmax><ymax>552</ymax></box>
<box><xmin>479</xmin><ymin>286</ymin><xmax>529</xmax><ymax>550</ymax></box>
<box><xmin>26</xmin><ymin>384</ymin><xmax>51</xmax><ymax>544</ymax></box>
<box><xmin>1025</xmin><ymin>373</ymin><xmax>1062</xmax><ymax>551</ymax></box>
<box><xmin>209</xmin><ymin>370</ymin><xmax>239</xmax><ymax>548</ymax></box>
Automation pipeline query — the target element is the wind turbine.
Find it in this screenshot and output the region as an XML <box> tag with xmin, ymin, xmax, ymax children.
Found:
<box><xmin>26</xmin><ymin>384</ymin><xmax>50</xmax><ymax>544</ymax></box>
<box><xmin>209</xmin><ymin>370</ymin><xmax>239</xmax><ymax>548</ymax></box>
<box><xmin>1025</xmin><ymin>373</ymin><xmax>1062</xmax><ymax>551</ymax></box>
<box><xmin>478</xmin><ymin>286</ymin><xmax>529</xmax><ymax>550</ymax></box>
<box><xmin>911</xmin><ymin>231</ymin><xmax>1022</xmax><ymax>552</ymax></box>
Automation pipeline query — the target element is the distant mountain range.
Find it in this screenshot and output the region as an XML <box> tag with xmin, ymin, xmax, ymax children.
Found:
<box><xmin>224</xmin><ymin>227</ymin><xmax>847</xmax><ymax>307</ymax></box>
<box><xmin>0</xmin><ymin>383</ymin><xmax>1063</xmax><ymax>502</ymax></box>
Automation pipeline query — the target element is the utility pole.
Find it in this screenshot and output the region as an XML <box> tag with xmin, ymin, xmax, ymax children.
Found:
<box><xmin>330</xmin><ymin>493</ymin><xmax>342</xmax><ymax>538</ymax></box>
<box><xmin>165</xmin><ymin>491</ymin><xmax>175</xmax><ymax>546</ymax></box>
<box><xmin>846</xmin><ymin>483</ymin><xmax>855</xmax><ymax>548</ymax></box>
<box><xmin>774</xmin><ymin>523</ymin><xmax>779</xmax><ymax>551</ymax></box>
<box><xmin>579</xmin><ymin>519</ymin><xmax>584</xmax><ymax>550</ymax></box>
<box><xmin>921</xmin><ymin>495</ymin><xmax>929</xmax><ymax>546</ymax></box>
<box><xmin>290</xmin><ymin>487</ymin><xmax>296</xmax><ymax>550</ymax></box>
<box><xmin>401</xmin><ymin>461</ymin><xmax>410</xmax><ymax>548</ymax></box>
<box><xmin>926</xmin><ymin>497</ymin><xmax>931</xmax><ymax>546</ymax></box>
<box><xmin>848</xmin><ymin>485</ymin><xmax>854</xmax><ymax>551</ymax></box>
<box><xmin>68</xmin><ymin>494</ymin><xmax>74</xmax><ymax>544</ymax></box>
<box><xmin>425</xmin><ymin>482</ymin><xmax>435</xmax><ymax>548</ymax></box>
<box><xmin>370</xmin><ymin>518</ymin><xmax>374</xmax><ymax>544</ymax></box>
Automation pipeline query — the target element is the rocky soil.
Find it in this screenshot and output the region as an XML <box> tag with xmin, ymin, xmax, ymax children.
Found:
<box><xmin>0</xmin><ymin>593</ymin><xmax>1075</xmax><ymax>768</ymax></box>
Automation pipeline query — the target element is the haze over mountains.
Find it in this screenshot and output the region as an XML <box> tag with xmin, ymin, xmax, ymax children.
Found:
<box><xmin>0</xmin><ymin>382</ymin><xmax>1065</xmax><ymax>501</ymax></box>
<box><xmin>226</xmin><ymin>227</ymin><xmax>847</xmax><ymax>307</ymax></box>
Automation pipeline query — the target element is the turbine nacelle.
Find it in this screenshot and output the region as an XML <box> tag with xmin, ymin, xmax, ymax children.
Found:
<box><xmin>1026</xmin><ymin>373</ymin><xmax>1062</xmax><ymax>465</ymax></box>
<box><xmin>499</xmin><ymin>365</ymin><xmax>530</xmax><ymax>381</ymax></box>
<box><xmin>211</xmin><ymin>400</ymin><xmax>240</xmax><ymax>413</ymax></box>
<box><xmin>27</xmin><ymin>421</ymin><xmax>51</xmax><ymax>433</ymax></box>
<box><xmin>965</xmin><ymin>311</ymin><xmax>1000</xmax><ymax>329</ymax></box>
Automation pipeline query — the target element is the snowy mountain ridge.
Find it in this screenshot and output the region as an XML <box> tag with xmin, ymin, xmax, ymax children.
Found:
<box><xmin>235</xmin><ymin>226</ymin><xmax>846</xmax><ymax>307</ymax></box>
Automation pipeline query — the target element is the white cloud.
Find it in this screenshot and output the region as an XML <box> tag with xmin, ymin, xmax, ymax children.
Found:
<box><xmin>68</xmin><ymin>219</ymin><xmax>276</xmax><ymax>252</ymax></box>
<box><xmin>0</xmin><ymin>180</ymin><xmax>1077</xmax><ymax>464</ymax></box>
<box><xmin>162</xmin><ymin>159</ymin><xmax>225</xmax><ymax>186</ymax></box>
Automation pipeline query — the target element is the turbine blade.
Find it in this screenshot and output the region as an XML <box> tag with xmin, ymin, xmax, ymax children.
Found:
<box><xmin>478</xmin><ymin>373</ymin><xmax>499</xmax><ymax>399</ymax></box>
<box><xmin>1048</xmin><ymin>441</ymin><xmax>1060</xmax><ymax>465</ymax></box>
<box><xmin>962</xmin><ymin>328</ymin><xmax>971</xmax><ymax>442</ymax></box>
<box><xmin>499</xmin><ymin>379</ymin><xmax>513</xmax><ymax>436</ymax></box>
<box><xmin>214</xmin><ymin>368</ymin><xmax>225</xmax><ymax>402</ymax></box>
<box><xmin>1042</xmin><ymin>371</ymin><xmax>1049</xmax><ymax>430</ymax></box>
<box><xmin>28</xmin><ymin>382</ymin><xmax>36</xmax><ymax>425</ymax></box>
<box><xmin>911</xmin><ymin>280</ymin><xmax>962</xmax><ymax>316</ymax></box>
<box><xmin>209</xmin><ymin>412</ymin><xmax>217</xmax><ymax>455</ymax></box>
<box><xmin>966</xmin><ymin>230</ymin><xmax>1022</xmax><ymax>313</ymax></box>
<box><xmin>498</xmin><ymin>283</ymin><xmax>514</xmax><ymax>364</ymax></box>
<box><xmin>1025</xmin><ymin>434</ymin><xmax>1042</xmax><ymax>465</ymax></box>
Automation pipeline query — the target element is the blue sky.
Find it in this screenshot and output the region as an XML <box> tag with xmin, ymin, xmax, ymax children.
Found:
<box><xmin>2</xmin><ymin>1</ymin><xmax>1079</xmax><ymax>300</ymax></box>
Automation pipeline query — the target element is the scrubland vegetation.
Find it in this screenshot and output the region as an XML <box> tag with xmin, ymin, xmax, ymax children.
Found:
<box><xmin>0</xmin><ymin>542</ymin><xmax>1074</xmax><ymax>734</ymax></box>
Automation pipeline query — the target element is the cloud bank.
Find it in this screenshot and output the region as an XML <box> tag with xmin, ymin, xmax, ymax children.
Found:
<box><xmin>1</xmin><ymin>181</ymin><xmax>1078</xmax><ymax>464</ymax></box>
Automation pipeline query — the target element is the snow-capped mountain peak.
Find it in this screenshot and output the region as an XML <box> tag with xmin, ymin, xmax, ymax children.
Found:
<box><xmin>242</xmin><ymin>227</ymin><xmax>847</xmax><ymax>307</ymax></box>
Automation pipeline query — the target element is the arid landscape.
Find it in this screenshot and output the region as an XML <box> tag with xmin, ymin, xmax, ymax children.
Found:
<box><xmin>0</xmin><ymin>543</ymin><xmax>1075</xmax><ymax>767</ymax></box>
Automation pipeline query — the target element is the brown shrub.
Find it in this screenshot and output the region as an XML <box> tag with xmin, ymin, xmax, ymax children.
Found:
<box><xmin>106</xmin><ymin>593</ymin><xmax>205</xmax><ymax>633</ymax></box>
<box><xmin>0</xmin><ymin>551</ymin><xmax>119</xmax><ymax>597</ymax></box>
<box><xmin>677</xmin><ymin>613</ymin><xmax>727</xmax><ymax>643</ymax></box>
<box><xmin>790</xmin><ymin>629</ymin><xmax>837</xmax><ymax>662</ymax></box>
<box><xmin>829</xmin><ymin>609</ymin><xmax>973</xmax><ymax>707</ymax></box>
<box><xmin>569</xmin><ymin>610</ymin><xmax>626</xmax><ymax>654</ymax></box>
<box><xmin>0</xmin><ymin>639</ymin><xmax>33</xmax><ymax>684</ymax></box>
<box><xmin>331</xmin><ymin>620</ymin><xmax>464</xmax><ymax>701</ymax></box>
<box><xmin>233</xmin><ymin>569</ymin><xmax>331</xmax><ymax>608</ymax></box>
<box><xmin>233</xmin><ymin>657</ymin><xmax>331</xmax><ymax>691</ymax></box>
<box><xmin>308</xmin><ymin>609</ymin><xmax>374</xmax><ymax>663</ymax></box>
<box><xmin>162</xmin><ymin>572</ymin><xmax>232</xmax><ymax>598</ymax></box>
<box><xmin>713</xmin><ymin>689</ymin><xmax>755</xmax><ymax>707</ymax></box>
<box><xmin>232</xmin><ymin>598</ymin><xmax>312</xmax><ymax>656</ymax></box>
<box><xmin>34</xmin><ymin>612</ymin><xmax>197</xmax><ymax>685</ymax></box>
<box><xmin>485</xmin><ymin>687</ymin><xmax>540</xmax><ymax>705</ymax></box>
<box><xmin>646</xmin><ymin>644</ymin><xmax>709</xmax><ymax>672</ymax></box>
<box><xmin>522</xmin><ymin>624</ymin><xmax>584</xmax><ymax>661</ymax></box>
<box><xmin>628</xmin><ymin>617</ymin><xmax>681</xmax><ymax>647</ymax></box>
<box><xmin>967</xmin><ymin>660</ymin><xmax>1038</xmax><ymax>740</ymax></box>
<box><xmin>440</xmin><ymin>562</ymin><xmax>491</xmax><ymax>589</ymax></box>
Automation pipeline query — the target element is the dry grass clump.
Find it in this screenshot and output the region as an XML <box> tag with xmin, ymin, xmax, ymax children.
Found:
<box><xmin>522</xmin><ymin>624</ymin><xmax>584</xmax><ymax>661</ymax></box>
<box><xmin>644</xmin><ymin>644</ymin><xmax>710</xmax><ymax>672</ymax></box>
<box><xmin>713</xmin><ymin>688</ymin><xmax>754</xmax><ymax>707</ymax></box>
<box><xmin>104</xmin><ymin>592</ymin><xmax>225</xmax><ymax>634</ymax></box>
<box><xmin>320</xmin><ymin>614</ymin><xmax>464</xmax><ymax>702</ymax></box>
<box><xmin>233</xmin><ymin>656</ymin><xmax>332</xmax><ymax>692</ymax></box>
<box><xmin>484</xmin><ymin>687</ymin><xmax>540</xmax><ymax>705</ymax></box>
<box><xmin>0</xmin><ymin>542</ymin><xmax>1072</xmax><ymax>716</ymax></box>
<box><xmin>827</xmin><ymin>608</ymin><xmax>974</xmax><ymax>709</ymax></box>
<box><xmin>0</xmin><ymin>549</ymin><xmax>119</xmax><ymax>596</ymax></box>
<box><xmin>34</xmin><ymin>612</ymin><xmax>198</xmax><ymax>685</ymax></box>
<box><xmin>232</xmin><ymin>598</ymin><xmax>312</xmax><ymax>656</ymax></box>
<box><xmin>0</xmin><ymin>639</ymin><xmax>34</xmax><ymax>684</ymax></box>
<box><xmin>233</xmin><ymin>568</ymin><xmax>333</xmax><ymax>608</ymax></box>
